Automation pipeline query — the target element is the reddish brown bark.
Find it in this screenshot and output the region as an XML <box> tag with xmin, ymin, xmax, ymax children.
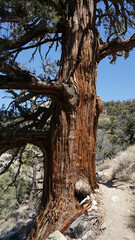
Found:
<box><xmin>27</xmin><ymin>1</ymin><xmax>103</xmax><ymax>239</ymax></box>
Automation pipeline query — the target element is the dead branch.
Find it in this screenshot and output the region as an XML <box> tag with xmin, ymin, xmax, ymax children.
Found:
<box><xmin>10</xmin><ymin>36</ymin><xmax>62</xmax><ymax>55</ymax></box>
<box><xmin>0</xmin><ymin>21</ymin><xmax>53</xmax><ymax>52</ymax></box>
<box><xmin>0</xmin><ymin>64</ymin><xmax>77</xmax><ymax>107</ymax></box>
<box><xmin>99</xmin><ymin>34</ymin><xmax>135</xmax><ymax>61</ymax></box>
<box><xmin>6</xmin><ymin>146</ymin><xmax>26</xmax><ymax>189</ymax></box>
<box><xmin>7</xmin><ymin>91</ymin><xmax>34</xmax><ymax>105</ymax></box>
<box><xmin>0</xmin><ymin>147</ymin><xmax>20</xmax><ymax>175</ymax></box>
<box><xmin>0</xmin><ymin>131</ymin><xmax>49</xmax><ymax>156</ymax></box>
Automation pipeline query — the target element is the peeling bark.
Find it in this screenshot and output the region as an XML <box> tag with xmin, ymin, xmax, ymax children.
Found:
<box><xmin>28</xmin><ymin>1</ymin><xmax>103</xmax><ymax>239</ymax></box>
<box><xmin>0</xmin><ymin>1</ymin><xmax>134</xmax><ymax>239</ymax></box>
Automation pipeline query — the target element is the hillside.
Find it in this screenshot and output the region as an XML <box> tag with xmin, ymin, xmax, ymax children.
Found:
<box><xmin>96</xmin><ymin>99</ymin><xmax>135</xmax><ymax>162</ymax></box>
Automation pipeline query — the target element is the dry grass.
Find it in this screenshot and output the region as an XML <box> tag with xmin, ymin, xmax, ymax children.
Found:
<box><xmin>112</xmin><ymin>149</ymin><xmax>135</xmax><ymax>181</ymax></box>
<box><xmin>96</xmin><ymin>162</ymin><xmax>111</xmax><ymax>172</ymax></box>
<box><xmin>97</xmin><ymin>145</ymin><xmax>135</xmax><ymax>183</ymax></box>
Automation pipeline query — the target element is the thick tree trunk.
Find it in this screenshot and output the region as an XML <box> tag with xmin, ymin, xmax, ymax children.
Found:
<box><xmin>28</xmin><ymin>1</ymin><xmax>103</xmax><ymax>239</ymax></box>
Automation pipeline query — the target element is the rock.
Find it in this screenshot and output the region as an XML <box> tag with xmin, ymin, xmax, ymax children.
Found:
<box><xmin>92</xmin><ymin>200</ymin><xmax>98</xmax><ymax>206</ymax></box>
<box><xmin>16</xmin><ymin>205</ymin><xmax>29</xmax><ymax>214</ymax></box>
<box><xmin>67</xmin><ymin>214</ymin><xmax>98</xmax><ymax>239</ymax></box>
<box><xmin>88</xmin><ymin>205</ymin><xmax>98</xmax><ymax>211</ymax></box>
<box><xmin>87</xmin><ymin>199</ymin><xmax>98</xmax><ymax>212</ymax></box>
<box><xmin>47</xmin><ymin>231</ymin><xmax>67</xmax><ymax>240</ymax></box>
<box><xmin>96</xmin><ymin>172</ymin><xmax>101</xmax><ymax>181</ymax></box>
<box><xmin>68</xmin><ymin>216</ymin><xmax>84</xmax><ymax>238</ymax></box>
<box><xmin>28</xmin><ymin>211</ymin><xmax>35</xmax><ymax>218</ymax></box>
<box><xmin>75</xmin><ymin>178</ymin><xmax>91</xmax><ymax>201</ymax></box>
<box><xmin>124</xmin><ymin>236</ymin><xmax>134</xmax><ymax>240</ymax></box>
<box><xmin>100</xmin><ymin>223</ymin><xmax>106</xmax><ymax>231</ymax></box>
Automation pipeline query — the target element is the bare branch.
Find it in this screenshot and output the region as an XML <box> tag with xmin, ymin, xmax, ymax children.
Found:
<box><xmin>96</xmin><ymin>0</ymin><xmax>135</xmax><ymax>42</ymax></box>
<box><xmin>0</xmin><ymin>74</ymin><xmax>65</xmax><ymax>98</ymax></box>
<box><xmin>0</xmin><ymin>147</ymin><xmax>20</xmax><ymax>175</ymax></box>
<box><xmin>0</xmin><ymin>64</ymin><xmax>77</xmax><ymax>106</ymax></box>
<box><xmin>0</xmin><ymin>131</ymin><xmax>49</xmax><ymax>156</ymax></box>
<box><xmin>8</xmin><ymin>91</ymin><xmax>35</xmax><ymax>105</ymax></box>
<box><xmin>0</xmin><ymin>21</ymin><xmax>54</xmax><ymax>52</ymax></box>
<box><xmin>10</xmin><ymin>36</ymin><xmax>62</xmax><ymax>55</ymax></box>
<box><xmin>6</xmin><ymin>146</ymin><xmax>25</xmax><ymax>189</ymax></box>
<box><xmin>36</xmin><ymin>103</ymin><xmax>52</xmax><ymax>129</ymax></box>
<box><xmin>11</xmin><ymin>105</ymin><xmax>52</xmax><ymax>130</ymax></box>
<box><xmin>99</xmin><ymin>34</ymin><xmax>135</xmax><ymax>61</ymax></box>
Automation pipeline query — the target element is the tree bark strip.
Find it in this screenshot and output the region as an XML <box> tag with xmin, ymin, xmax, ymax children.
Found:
<box><xmin>27</xmin><ymin>1</ymin><xmax>103</xmax><ymax>239</ymax></box>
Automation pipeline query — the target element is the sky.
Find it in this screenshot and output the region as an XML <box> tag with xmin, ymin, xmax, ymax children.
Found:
<box><xmin>97</xmin><ymin>49</ymin><xmax>135</xmax><ymax>101</ymax></box>
<box><xmin>0</xmin><ymin>42</ymin><xmax>135</xmax><ymax>108</ymax></box>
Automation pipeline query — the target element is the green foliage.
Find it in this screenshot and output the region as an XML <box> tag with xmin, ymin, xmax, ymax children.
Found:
<box><xmin>96</xmin><ymin>99</ymin><xmax>135</xmax><ymax>162</ymax></box>
<box><xmin>0</xmin><ymin>0</ymin><xmax>61</xmax><ymax>64</ymax></box>
<box><xmin>14</xmin><ymin>177</ymin><xmax>32</xmax><ymax>204</ymax></box>
<box><xmin>0</xmin><ymin>173</ymin><xmax>17</xmax><ymax>219</ymax></box>
<box><xmin>0</xmin><ymin>104</ymin><xmax>20</xmax><ymax>140</ymax></box>
<box><xmin>97</xmin><ymin>118</ymin><xmax>111</xmax><ymax>130</ymax></box>
<box><xmin>0</xmin><ymin>0</ymin><xmax>134</xmax><ymax>66</ymax></box>
<box><xmin>0</xmin><ymin>144</ymin><xmax>43</xmax><ymax>220</ymax></box>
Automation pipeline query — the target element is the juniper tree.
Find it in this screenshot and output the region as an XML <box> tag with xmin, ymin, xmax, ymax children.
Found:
<box><xmin>0</xmin><ymin>0</ymin><xmax>135</xmax><ymax>239</ymax></box>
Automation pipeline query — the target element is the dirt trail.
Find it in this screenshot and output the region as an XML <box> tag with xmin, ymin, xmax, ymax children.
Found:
<box><xmin>97</xmin><ymin>182</ymin><xmax>135</xmax><ymax>240</ymax></box>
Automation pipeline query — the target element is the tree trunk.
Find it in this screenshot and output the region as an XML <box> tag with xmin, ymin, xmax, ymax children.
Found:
<box><xmin>28</xmin><ymin>1</ymin><xmax>103</xmax><ymax>239</ymax></box>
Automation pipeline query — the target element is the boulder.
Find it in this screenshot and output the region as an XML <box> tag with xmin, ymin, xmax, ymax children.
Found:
<box><xmin>67</xmin><ymin>214</ymin><xmax>98</xmax><ymax>239</ymax></box>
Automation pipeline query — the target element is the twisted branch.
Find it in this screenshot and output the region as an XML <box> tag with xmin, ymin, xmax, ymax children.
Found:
<box><xmin>99</xmin><ymin>34</ymin><xmax>135</xmax><ymax>61</ymax></box>
<box><xmin>0</xmin><ymin>131</ymin><xmax>49</xmax><ymax>156</ymax></box>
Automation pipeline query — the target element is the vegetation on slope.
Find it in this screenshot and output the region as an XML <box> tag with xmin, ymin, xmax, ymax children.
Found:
<box><xmin>0</xmin><ymin>145</ymin><xmax>43</xmax><ymax>221</ymax></box>
<box><xmin>96</xmin><ymin>99</ymin><xmax>135</xmax><ymax>162</ymax></box>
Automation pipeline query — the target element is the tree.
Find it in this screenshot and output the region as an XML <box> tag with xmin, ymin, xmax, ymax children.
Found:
<box><xmin>0</xmin><ymin>0</ymin><xmax>135</xmax><ymax>239</ymax></box>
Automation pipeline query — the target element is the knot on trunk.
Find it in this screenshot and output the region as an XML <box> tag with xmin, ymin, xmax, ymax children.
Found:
<box><xmin>75</xmin><ymin>177</ymin><xmax>91</xmax><ymax>202</ymax></box>
<box><xmin>62</xmin><ymin>83</ymin><xmax>78</xmax><ymax>110</ymax></box>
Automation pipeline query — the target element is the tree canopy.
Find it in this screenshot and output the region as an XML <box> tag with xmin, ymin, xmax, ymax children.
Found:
<box><xmin>0</xmin><ymin>0</ymin><xmax>135</xmax><ymax>152</ymax></box>
<box><xmin>0</xmin><ymin>0</ymin><xmax>135</xmax><ymax>63</ymax></box>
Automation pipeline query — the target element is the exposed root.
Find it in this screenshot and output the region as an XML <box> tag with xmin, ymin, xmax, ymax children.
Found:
<box><xmin>60</xmin><ymin>199</ymin><xmax>92</xmax><ymax>234</ymax></box>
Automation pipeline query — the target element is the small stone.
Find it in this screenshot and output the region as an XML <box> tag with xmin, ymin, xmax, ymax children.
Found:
<box><xmin>88</xmin><ymin>205</ymin><xmax>98</xmax><ymax>211</ymax></box>
<box><xmin>47</xmin><ymin>231</ymin><xmax>67</xmax><ymax>240</ymax></box>
<box><xmin>100</xmin><ymin>223</ymin><xmax>106</xmax><ymax>230</ymax></box>
<box><xmin>92</xmin><ymin>200</ymin><xmax>98</xmax><ymax>206</ymax></box>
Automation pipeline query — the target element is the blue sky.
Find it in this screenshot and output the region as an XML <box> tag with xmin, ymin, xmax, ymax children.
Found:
<box><xmin>0</xmin><ymin>44</ymin><xmax>135</xmax><ymax>107</ymax></box>
<box><xmin>97</xmin><ymin>49</ymin><xmax>135</xmax><ymax>101</ymax></box>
